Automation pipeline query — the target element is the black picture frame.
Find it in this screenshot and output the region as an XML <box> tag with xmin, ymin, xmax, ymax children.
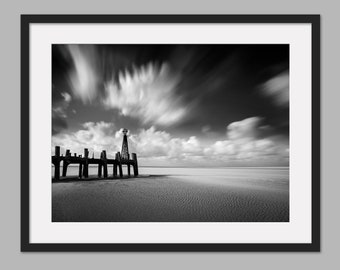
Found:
<box><xmin>21</xmin><ymin>14</ymin><xmax>320</xmax><ymax>252</ymax></box>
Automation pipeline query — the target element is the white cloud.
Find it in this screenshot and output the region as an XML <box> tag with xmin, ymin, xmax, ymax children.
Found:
<box><xmin>103</xmin><ymin>62</ymin><xmax>187</xmax><ymax>126</ymax></box>
<box><xmin>204</xmin><ymin>117</ymin><xmax>288</xmax><ymax>164</ymax></box>
<box><xmin>52</xmin><ymin>121</ymin><xmax>119</xmax><ymax>158</ymax></box>
<box><xmin>227</xmin><ymin>116</ymin><xmax>265</xmax><ymax>140</ymax></box>
<box><xmin>127</xmin><ymin>127</ymin><xmax>203</xmax><ymax>159</ymax></box>
<box><xmin>65</xmin><ymin>45</ymin><xmax>100</xmax><ymax>103</ymax></box>
<box><xmin>52</xmin><ymin>92</ymin><xmax>71</xmax><ymax>119</ymax></box>
<box><xmin>63</xmin><ymin>44</ymin><xmax>188</xmax><ymax>126</ymax></box>
<box><xmin>61</xmin><ymin>92</ymin><xmax>72</xmax><ymax>103</ymax></box>
<box><xmin>52</xmin><ymin>118</ymin><xmax>288</xmax><ymax>166</ymax></box>
<box><xmin>206</xmin><ymin>138</ymin><xmax>280</xmax><ymax>161</ymax></box>
<box><xmin>52</xmin><ymin>91</ymin><xmax>72</xmax><ymax>134</ymax></box>
<box><xmin>260</xmin><ymin>70</ymin><xmax>289</xmax><ymax>107</ymax></box>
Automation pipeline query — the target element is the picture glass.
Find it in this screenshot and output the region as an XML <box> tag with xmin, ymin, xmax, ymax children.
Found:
<box><xmin>51</xmin><ymin>44</ymin><xmax>290</xmax><ymax>223</ymax></box>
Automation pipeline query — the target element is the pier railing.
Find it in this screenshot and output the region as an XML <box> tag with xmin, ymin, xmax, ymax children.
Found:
<box><xmin>51</xmin><ymin>146</ymin><xmax>138</xmax><ymax>181</ymax></box>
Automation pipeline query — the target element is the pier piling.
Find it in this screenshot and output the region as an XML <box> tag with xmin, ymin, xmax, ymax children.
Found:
<box><xmin>102</xmin><ymin>150</ymin><xmax>108</xmax><ymax>178</ymax></box>
<box><xmin>83</xmin><ymin>148</ymin><xmax>89</xmax><ymax>178</ymax></box>
<box><xmin>78</xmin><ymin>162</ymin><xmax>83</xmax><ymax>178</ymax></box>
<box><xmin>53</xmin><ymin>146</ymin><xmax>60</xmax><ymax>180</ymax></box>
<box><xmin>98</xmin><ymin>162</ymin><xmax>102</xmax><ymax>178</ymax></box>
<box><xmin>116</xmin><ymin>152</ymin><xmax>123</xmax><ymax>178</ymax></box>
<box><xmin>127</xmin><ymin>154</ymin><xmax>131</xmax><ymax>176</ymax></box>
<box><xmin>132</xmin><ymin>153</ymin><xmax>139</xmax><ymax>176</ymax></box>
<box><xmin>62</xmin><ymin>149</ymin><xmax>70</xmax><ymax>177</ymax></box>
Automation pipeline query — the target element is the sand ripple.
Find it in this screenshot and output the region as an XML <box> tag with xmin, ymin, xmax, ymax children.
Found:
<box><xmin>52</xmin><ymin>171</ymin><xmax>289</xmax><ymax>222</ymax></box>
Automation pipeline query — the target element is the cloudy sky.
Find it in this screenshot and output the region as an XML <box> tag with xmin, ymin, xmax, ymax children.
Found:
<box><xmin>52</xmin><ymin>44</ymin><xmax>289</xmax><ymax>167</ymax></box>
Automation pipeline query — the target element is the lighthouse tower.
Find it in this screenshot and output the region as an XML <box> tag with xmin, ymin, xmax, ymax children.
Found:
<box><xmin>121</xmin><ymin>128</ymin><xmax>129</xmax><ymax>160</ymax></box>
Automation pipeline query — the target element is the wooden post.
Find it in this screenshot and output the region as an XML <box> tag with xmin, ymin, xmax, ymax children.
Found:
<box><xmin>127</xmin><ymin>154</ymin><xmax>131</xmax><ymax>177</ymax></box>
<box><xmin>132</xmin><ymin>153</ymin><xmax>138</xmax><ymax>176</ymax></box>
<box><xmin>102</xmin><ymin>150</ymin><xmax>108</xmax><ymax>178</ymax></box>
<box><xmin>62</xmin><ymin>149</ymin><xmax>69</xmax><ymax>177</ymax></box>
<box><xmin>78</xmin><ymin>162</ymin><xmax>83</xmax><ymax>179</ymax></box>
<box><xmin>113</xmin><ymin>164</ymin><xmax>117</xmax><ymax>177</ymax></box>
<box><xmin>98</xmin><ymin>162</ymin><xmax>102</xmax><ymax>178</ymax></box>
<box><xmin>83</xmin><ymin>148</ymin><xmax>89</xmax><ymax>178</ymax></box>
<box><xmin>62</xmin><ymin>160</ymin><xmax>68</xmax><ymax>177</ymax></box>
<box><xmin>116</xmin><ymin>152</ymin><xmax>123</xmax><ymax>178</ymax></box>
<box><xmin>54</xmin><ymin>146</ymin><xmax>60</xmax><ymax>180</ymax></box>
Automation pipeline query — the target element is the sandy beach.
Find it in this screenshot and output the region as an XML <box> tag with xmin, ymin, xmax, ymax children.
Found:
<box><xmin>52</xmin><ymin>167</ymin><xmax>289</xmax><ymax>222</ymax></box>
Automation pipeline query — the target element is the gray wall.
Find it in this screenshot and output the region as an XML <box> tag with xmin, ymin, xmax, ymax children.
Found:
<box><xmin>0</xmin><ymin>0</ymin><xmax>336</xmax><ymax>269</ymax></box>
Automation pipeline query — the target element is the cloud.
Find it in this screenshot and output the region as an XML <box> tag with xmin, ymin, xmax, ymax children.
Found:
<box><xmin>260</xmin><ymin>70</ymin><xmax>289</xmax><ymax>107</ymax></box>
<box><xmin>201</xmin><ymin>125</ymin><xmax>211</xmax><ymax>134</ymax></box>
<box><xmin>205</xmin><ymin>138</ymin><xmax>284</xmax><ymax>162</ymax></box>
<box><xmin>103</xmin><ymin>62</ymin><xmax>187</xmax><ymax>126</ymax></box>
<box><xmin>227</xmin><ymin>117</ymin><xmax>265</xmax><ymax>140</ymax></box>
<box><xmin>128</xmin><ymin>127</ymin><xmax>202</xmax><ymax>159</ymax></box>
<box><xmin>205</xmin><ymin>117</ymin><xmax>288</xmax><ymax>165</ymax></box>
<box><xmin>65</xmin><ymin>45</ymin><xmax>100</xmax><ymax>103</ymax></box>
<box><xmin>61</xmin><ymin>45</ymin><xmax>188</xmax><ymax>126</ymax></box>
<box><xmin>52</xmin><ymin>91</ymin><xmax>72</xmax><ymax>135</ymax></box>
<box><xmin>52</xmin><ymin>121</ymin><xmax>119</xmax><ymax>158</ymax></box>
<box><xmin>52</xmin><ymin>118</ymin><xmax>288</xmax><ymax>166</ymax></box>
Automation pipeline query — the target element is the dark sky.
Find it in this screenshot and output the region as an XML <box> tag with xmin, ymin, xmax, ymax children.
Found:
<box><xmin>52</xmin><ymin>44</ymin><xmax>289</xmax><ymax>166</ymax></box>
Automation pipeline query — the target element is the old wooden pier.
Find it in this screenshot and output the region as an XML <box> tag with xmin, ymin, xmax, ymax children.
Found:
<box><xmin>52</xmin><ymin>146</ymin><xmax>139</xmax><ymax>181</ymax></box>
<box><xmin>51</xmin><ymin>128</ymin><xmax>138</xmax><ymax>181</ymax></box>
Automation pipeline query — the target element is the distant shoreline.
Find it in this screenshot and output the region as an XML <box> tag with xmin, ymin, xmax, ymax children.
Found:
<box><xmin>52</xmin><ymin>174</ymin><xmax>162</xmax><ymax>182</ymax></box>
<box><xmin>54</xmin><ymin>165</ymin><xmax>289</xmax><ymax>169</ymax></box>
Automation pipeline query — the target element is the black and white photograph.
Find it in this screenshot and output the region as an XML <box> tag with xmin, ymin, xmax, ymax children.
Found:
<box><xmin>51</xmin><ymin>44</ymin><xmax>290</xmax><ymax>222</ymax></box>
<box><xmin>21</xmin><ymin>15</ymin><xmax>320</xmax><ymax>252</ymax></box>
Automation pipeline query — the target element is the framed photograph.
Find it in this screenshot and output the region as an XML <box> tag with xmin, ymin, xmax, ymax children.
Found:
<box><xmin>21</xmin><ymin>15</ymin><xmax>320</xmax><ymax>251</ymax></box>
